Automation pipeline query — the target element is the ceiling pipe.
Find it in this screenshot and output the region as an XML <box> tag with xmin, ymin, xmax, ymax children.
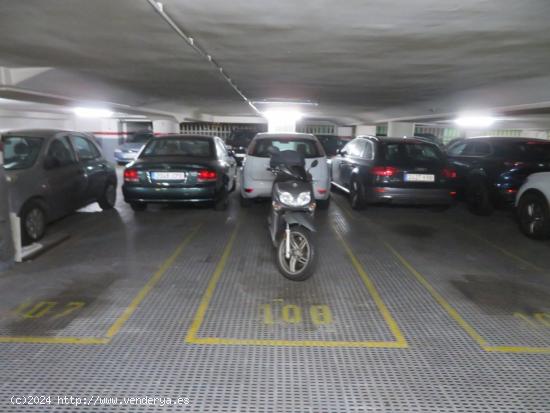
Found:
<box><xmin>147</xmin><ymin>0</ymin><xmax>261</xmax><ymax>116</ymax></box>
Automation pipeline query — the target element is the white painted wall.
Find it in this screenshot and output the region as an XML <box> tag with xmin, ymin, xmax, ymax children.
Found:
<box><xmin>355</xmin><ymin>125</ymin><xmax>376</xmax><ymax>136</ymax></box>
<box><xmin>153</xmin><ymin>119</ymin><xmax>179</xmax><ymax>134</ymax></box>
<box><xmin>0</xmin><ymin>112</ymin><xmax>72</xmax><ymax>131</ymax></box>
<box><xmin>337</xmin><ymin>126</ymin><xmax>353</xmax><ymax>138</ymax></box>
<box><xmin>387</xmin><ymin>122</ymin><xmax>415</xmax><ymax>137</ymax></box>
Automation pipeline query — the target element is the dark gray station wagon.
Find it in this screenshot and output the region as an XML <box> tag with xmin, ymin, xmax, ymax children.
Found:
<box><xmin>2</xmin><ymin>129</ymin><xmax>117</xmax><ymax>244</ymax></box>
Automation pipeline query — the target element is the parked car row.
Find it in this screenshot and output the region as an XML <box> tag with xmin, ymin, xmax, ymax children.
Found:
<box><xmin>2</xmin><ymin>129</ymin><xmax>550</xmax><ymax>245</ymax></box>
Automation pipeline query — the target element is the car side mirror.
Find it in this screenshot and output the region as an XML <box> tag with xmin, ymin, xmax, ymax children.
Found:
<box><xmin>44</xmin><ymin>157</ymin><xmax>61</xmax><ymax>169</ymax></box>
<box><xmin>337</xmin><ymin>149</ymin><xmax>346</xmax><ymax>156</ymax></box>
<box><xmin>227</xmin><ymin>149</ymin><xmax>235</xmax><ymax>157</ymax></box>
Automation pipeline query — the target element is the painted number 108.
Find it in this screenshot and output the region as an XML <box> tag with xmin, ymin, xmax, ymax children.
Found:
<box><xmin>261</xmin><ymin>304</ymin><xmax>333</xmax><ymax>326</ymax></box>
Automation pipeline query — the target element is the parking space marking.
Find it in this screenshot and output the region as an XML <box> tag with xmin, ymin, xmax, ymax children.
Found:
<box><xmin>185</xmin><ymin>223</ymin><xmax>408</xmax><ymax>348</ymax></box>
<box><xmin>0</xmin><ymin>224</ymin><xmax>202</xmax><ymax>345</ymax></box>
<box><xmin>450</xmin><ymin>224</ymin><xmax>545</xmax><ymax>273</ymax></box>
<box><xmin>384</xmin><ymin>241</ymin><xmax>550</xmax><ymax>354</ymax></box>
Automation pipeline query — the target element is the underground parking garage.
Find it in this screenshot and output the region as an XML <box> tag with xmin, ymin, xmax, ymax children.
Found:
<box><xmin>1</xmin><ymin>0</ymin><xmax>550</xmax><ymax>411</ymax></box>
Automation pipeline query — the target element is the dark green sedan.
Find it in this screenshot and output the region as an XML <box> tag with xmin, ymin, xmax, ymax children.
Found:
<box><xmin>122</xmin><ymin>135</ymin><xmax>237</xmax><ymax>211</ymax></box>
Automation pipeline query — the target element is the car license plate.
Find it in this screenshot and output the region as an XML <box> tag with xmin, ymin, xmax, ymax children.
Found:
<box><xmin>151</xmin><ymin>172</ymin><xmax>187</xmax><ymax>181</ymax></box>
<box><xmin>405</xmin><ymin>173</ymin><xmax>435</xmax><ymax>182</ymax></box>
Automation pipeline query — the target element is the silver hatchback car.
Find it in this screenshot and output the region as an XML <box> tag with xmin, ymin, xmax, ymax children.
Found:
<box><xmin>1</xmin><ymin>129</ymin><xmax>117</xmax><ymax>244</ymax></box>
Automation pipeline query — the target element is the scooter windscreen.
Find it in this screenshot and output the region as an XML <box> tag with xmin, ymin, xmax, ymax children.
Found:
<box><xmin>269</xmin><ymin>150</ymin><xmax>308</xmax><ymax>181</ymax></box>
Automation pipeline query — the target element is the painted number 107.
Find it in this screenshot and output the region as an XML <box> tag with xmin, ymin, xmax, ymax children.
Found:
<box><xmin>261</xmin><ymin>304</ymin><xmax>333</xmax><ymax>326</ymax></box>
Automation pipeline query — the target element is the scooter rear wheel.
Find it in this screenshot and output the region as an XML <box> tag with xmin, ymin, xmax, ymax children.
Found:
<box><xmin>276</xmin><ymin>226</ymin><xmax>316</xmax><ymax>281</ymax></box>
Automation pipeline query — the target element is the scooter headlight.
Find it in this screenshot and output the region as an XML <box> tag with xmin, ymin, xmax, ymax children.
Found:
<box><xmin>279</xmin><ymin>191</ymin><xmax>311</xmax><ymax>207</ymax></box>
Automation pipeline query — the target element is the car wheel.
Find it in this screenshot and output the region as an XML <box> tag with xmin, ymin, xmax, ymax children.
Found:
<box><xmin>350</xmin><ymin>179</ymin><xmax>366</xmax><ymax>210</ymax></box>
<box><xmin>20</xmin><ymin>201</ymin><xmax>47</xmax><ymax>245</ymax></box>
<box><xmin>98</xmin><ymin>181</ymin><xmax>117</xmax><ymax>210</ymax></box>
<box><xmin>466</xmin><ymin>180</ymin><xmax>493</xmax><ymax>215</ymax></box>
<box><xmin>214</xmin><ymin>189</ymin><xmax>229</xmax><ymax>211</ymax></box>
<box><xmin>130</xmin><ymin>202</ymin><xmax>146</xmax><ymax>212</ymax></box>
<box><xmin>317</xmin><ymin>197</ymin><xmax>330</xmax><ymax>210</ymax></box>
<box><xmin>240</xmin><ymin>193</ymin><xmax>252</xmax><ymax>208</ymax></box>
<box><xmin>518</xmin><ymin>192</ymin><xmax>550</xmax><ymax>240</ymax></box>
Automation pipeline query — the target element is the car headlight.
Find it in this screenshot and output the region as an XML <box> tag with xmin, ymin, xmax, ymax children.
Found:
<box><xmin>279</xmin><ymin>191</ymin><xmax>311</xmax><ymax>207</ymax></box>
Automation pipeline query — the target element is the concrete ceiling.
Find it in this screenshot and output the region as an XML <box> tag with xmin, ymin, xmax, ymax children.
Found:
<box><xmin>0</xmin><ymin>0</ymin><xmax>549</xmax><ymax>124</ymax></box>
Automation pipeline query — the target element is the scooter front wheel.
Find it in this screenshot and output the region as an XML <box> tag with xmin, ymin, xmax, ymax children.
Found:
<box><xmin>276</xmin><ymin>226</ymin><xmax>316</xmax><ymax>281</ymax></box>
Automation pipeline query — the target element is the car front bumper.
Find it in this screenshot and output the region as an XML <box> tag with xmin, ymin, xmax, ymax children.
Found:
<box><xmin>366</xmin><ymin>187</ymin><xmax>453</xmax><ymax>205</ymax></box>
<box><xmin>123</xmin><ymin>185</ymin><xmax>217</xmax><ymax>203</ymax></box>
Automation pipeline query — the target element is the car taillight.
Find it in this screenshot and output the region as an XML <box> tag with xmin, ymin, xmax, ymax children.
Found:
<box><xmin>442</xmin><ymin>168</ymin><xmax>457</xmax><ymax>179</ymax></box>
<box><xmin>124</xmin><ymin>168</ymin><xmax>139</xmax><ymax>182</ymax></box>
<box><xmin>244</xmin><ymin>188</ymin><xmax>254</xmax><ymax>193</ymax></box>
<box><xmin>371</xmin><ymin>166</ymin><xmax>400</xmax><ymax>177</ymax></box>
<box><xmin>197</xmin><ymin>169</ymin><xmax>217</xmax><ymax>181</ymax></box>
<box><xmin>504</xmin><ymin>161</ymin><xmax>526</xmax><ymax>168</ymax></box>
<box><xmin>317</xmin><ymin>188</ymin><xmax>327</xmax><ymax>194</ymax></box>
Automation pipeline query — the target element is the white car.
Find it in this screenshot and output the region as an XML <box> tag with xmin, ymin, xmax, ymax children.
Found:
<box><xmin>240</xmin><ymin>133</ymin><xmax>330</xmax><ymax>208</ymax></box>
<box><xmin>516</xmin><ymin>172</ymin><xmax>550</xmax><ymax>239</ymax></box>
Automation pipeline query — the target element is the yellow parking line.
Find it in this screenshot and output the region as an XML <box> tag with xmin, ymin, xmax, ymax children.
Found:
<box><xmin>188</xmin><ymin>337</ymin><xmax>406</xmax><ymax>348</ymax></box>
<box><xmin>0</xmin><ymin>224</ymin><xmax>201</xmax><ymax>345</ymax></box>
<box><xmin>186</xmin><ymin>221</ymin><xmax>407</xmax><ymax>348</ymax></box>
<box><xmin>106</xmin><ymin>224</ymin><xmax>202</xmax><ymax>338</ymax></box>
<box><xmin>333</xmin><ymin>226</ymin><xmax>408</xmax><ymax>348</ymax></box>
<box><xmin>384</xmin><ymin>241</ymin><xmax>550</xmax><ymax>354</ymax></box>
<box><xmin>185</xmin><ymin>224</ymin><xmax>239</xmax><ymax>343</ymax></box>
<box><xmin>0</xmin><ymin>336</ymin><xmax>109</xmax><ymax>344</ymax></box>
<box><xmin>453</xmin><ymin>225</ymin><xmax>544</xmax><ymax>273</ymax></box>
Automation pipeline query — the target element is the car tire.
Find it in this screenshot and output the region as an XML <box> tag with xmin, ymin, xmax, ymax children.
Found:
<box><xmin>317</xmin><ymin>197</ymin><xmax>330</xmax><ymax>210</ymax></box>
<box><xmin>517</xmin><ymin>192</ymin><xmax>550</xmax><ymax>240</ymax></box>
<box><xmin>130</xmin><ymin>202</ymin><xmax>146</xmax><ymax>212</ymax></box>
<box><xmin>214</xmin><ymin>189</ymin><xmax>229</xmax><ymax>211</ymax></box>
<box><xmin>20</xmin><ymin>200</ymin><xmax>47</xmax><ymax>245</ymax></box>
<box><xmin>98</xmin><ymin>181</ymin><xmax>117</xmax><ymax>210</ymax></box>
<box><xmin>350</xmin><ymin>179</ymin><xmax>366</xmax><ymax>210</ymax></box>
<box><xmin>466</xmin><ymin>180</ymin><xmax>493</xmax><ymax>215</ymax></box>
<box><xmin>240</xmin><ymin>193</ymin><xmax>252</xmax><ymax>208</ymax></box>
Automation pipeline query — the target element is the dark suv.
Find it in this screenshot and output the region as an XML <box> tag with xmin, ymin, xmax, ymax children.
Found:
<box><xmin>446</xmin><ymin>137</ymin><xmax>550</xmax><ymax>215</ymax></box>
<box><xmin>331</xmin><ymin>136</ymin><xmax>456</xmax><ymax>209</ymax></box>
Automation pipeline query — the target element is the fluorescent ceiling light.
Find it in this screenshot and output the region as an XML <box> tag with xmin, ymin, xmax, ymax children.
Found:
<box><xmin>454</xmin><ymin>115</ymin><xmax>496</xmax><ymax>128</ymax></box>
<box><xmin>73</xmin><ymin>107</ymin><xmax>113</xmax><ymax>118</ymax></box>
<box><xmin>263</xmin><ymin>110</ymin><xmax>303</xmax><ymax>122</ymax></box>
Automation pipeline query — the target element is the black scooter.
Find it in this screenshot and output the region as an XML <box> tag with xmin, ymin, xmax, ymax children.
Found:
<box><xmin>267</xmin><ymin>150</ymin><xmax>318</xmax><ymax>281</ymax></box>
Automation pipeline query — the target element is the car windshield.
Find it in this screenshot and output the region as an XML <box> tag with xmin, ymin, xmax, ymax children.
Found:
<box><xmin>381</xmin><ymin>142</ymin><xmax>443</xmax><ymax>165</ymax></box>
<box><xmin>128</xmin><ymin>132</ymin><xmax>153</xmax><ymax>144</ymax></box>
<box><xmin>2</xmin><ymin>136</ymin><xmax>43</xmax><ymax>170</ymax></box>
<box><xmin>497</xmin><ymin>141</ymin><xmax>550</xmax><ymax>161</ymax></box>
<box><xmin>141</xmin><ymin>137</ymin><xmax>213</xmax><ymax>158</ymax></box>
<box><xmin>250</xmin><ymin>138</ymin><xmax>322</xmax><ymax>158</ymax></box>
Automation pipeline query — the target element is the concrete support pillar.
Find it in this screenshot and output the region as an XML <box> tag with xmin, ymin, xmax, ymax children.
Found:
<box><xmin>0</xmin><ymin>148</ymin><xmax>14</xmax><ymax>271</ymax></box>
<box><xmin>153</xmin><ymin>119</ymin><xmax>179</xmax><ymax>135</ymax></box>
<box><xmin>355</xmin><ymin>125</ymin><xmax>376</xmax><ymax>137</ymax></box>
<box><xmin>387</xmin><ymin>122</ymin><xmax>415</xmax><ymax>137</ymax></box>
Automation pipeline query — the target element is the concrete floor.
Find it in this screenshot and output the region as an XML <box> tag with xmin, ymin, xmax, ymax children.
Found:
<box><xmin>0</xmin><ymin>175</ymin><xmax>549</xmax><ymax>412</ymax></box>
